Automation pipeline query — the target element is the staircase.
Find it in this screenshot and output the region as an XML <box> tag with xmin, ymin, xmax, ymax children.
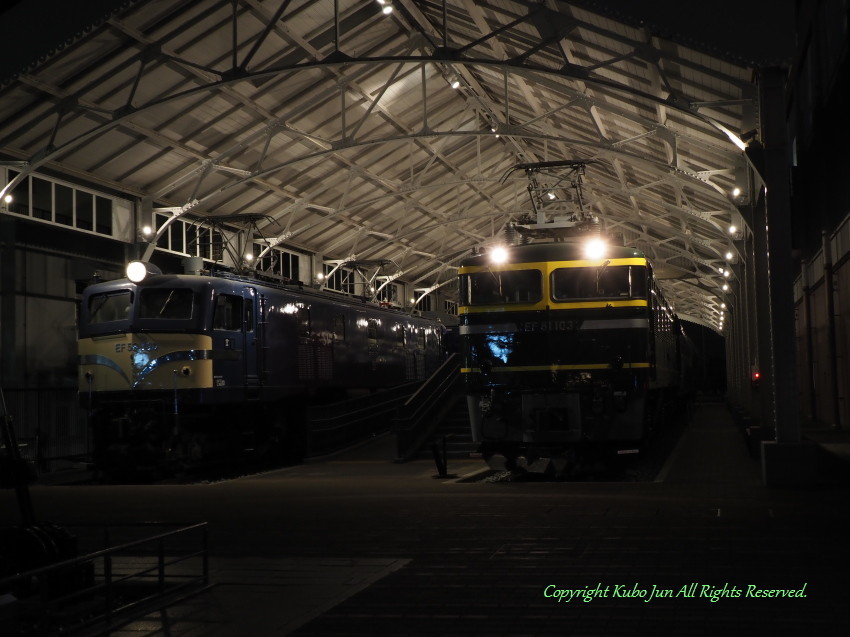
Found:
<box><xmin>417</xmin><ymin>394</ymin><xmax>478</xmax><ymax>459</ymax></box>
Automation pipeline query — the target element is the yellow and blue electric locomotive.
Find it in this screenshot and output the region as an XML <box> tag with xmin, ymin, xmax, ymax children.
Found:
<box><xmin>459</xmin><ymin>238</ymin><xmax>690</xmax><ymax>475</ymax></box>
<box><xmin>78</xmin><ymin>262</ymin><xmax>443</xmax><ymax>475</ymax></box>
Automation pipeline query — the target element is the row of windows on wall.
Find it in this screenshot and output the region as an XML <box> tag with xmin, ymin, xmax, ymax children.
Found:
<box><xmin>322</xmin><ymin>267</ymin><xmax>407</xmax><ymax>306</ymax></box>
<box><xmin>255</xmin><ymin>248</ymin><xmax>300</xmax><ymax>282</ymax></box>
<box><xmin>154</xmin><ymin>214</ymin><xmax>225</xmax><ymax>261</ymax></box>
<box><xmin>414</xmin><ymin>292</ymin><xmax>433</xmax><ymax>312</ymax></box>
<box><xmin>321</xmin><ymin>268</ymin><xmax>457</xmax><ymax>314</ymax></box>
<box><xmin>153</xmin><ymin>214</ymin><xmax>302</xmax><ymax>281</ymax></box>
<box><xmin>376</xmin><ymin>283</ymin><xmax>400</xmax><ymax>304</ymax></box>
<box><xmin>2</xmin><ymin>169</ymin><xmax>132</xmax><ymax>240</ymax></box>
<box><xmin>323</xmin><ymin>265</ymin><xmax>358</xmax><ymax>295</ymax></box>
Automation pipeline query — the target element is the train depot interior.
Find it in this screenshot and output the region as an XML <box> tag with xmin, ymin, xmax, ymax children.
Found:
<box><xmin>2</xmin><ymin>1</ymin><xmax>850</xmax><ymax>634</ymax></box>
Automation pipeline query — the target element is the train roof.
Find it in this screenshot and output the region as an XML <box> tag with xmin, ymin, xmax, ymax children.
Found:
<box><xmin>458</xmin><ymin>242</ymin><xmax>647</xmax><ymax>268</ymax></box>
<box><xmin>81</xmin><ymin>272</ymin><xmax>437</xmax><ymax>321</ymax></box>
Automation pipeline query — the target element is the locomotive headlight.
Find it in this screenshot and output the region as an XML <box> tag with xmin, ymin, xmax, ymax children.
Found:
<box><xmin>490</xmin><ymin>246</ymin><xmax>508</xmax><ymax>265</ymax></box>
<box><xmin>584</xmin><ymin>237</ymin><xmax>607</xmax><ymax>260</ymax></box>
<box><xmin>126</xmin><ymin>260</ymin><xmax>162</xmax><ymax>283</ymax></box>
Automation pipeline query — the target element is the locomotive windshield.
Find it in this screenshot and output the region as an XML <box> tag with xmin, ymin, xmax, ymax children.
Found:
<box><xmin>88</xmin><ymin>290</ymin><xmax>132</xmax><ymax>324</ymax></box>
<box><xmin>460</xmin><ymin>269</ymin><xmax>542</xmax><ymax>305</ymax></box>
<box><xmin>138</xmin><ymin>288</ymin><xmax>195</xmax><ymax>319</ymax></box>
<box><xmin>551</xmin><ymin>265</ymin><xmax>646</xmax><ymax>300</ymax></box>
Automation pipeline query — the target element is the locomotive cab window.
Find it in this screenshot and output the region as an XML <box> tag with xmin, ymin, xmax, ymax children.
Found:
<box><xmin>213</xmin><ymin>294</ymin><xmax>243</xmax><ymax>330</ymax></box>
<box><xmin>88</xmin><ymin>290</ymin><xmax>132</xmax><ymax>324</ymax></box>
<box><xmin>551</xmin><ymin>265</ymin><xmax>646</xmax><ymax>300</ymax></box>
<box><xmin>460</xmin><ymin>269</ymin><xmax>542</xmax><ymax>305</ymax></box>
<box><xmin>139</xmin><ymin>288</ymin><xmax>194</xmax><ymax>320</ymax></box>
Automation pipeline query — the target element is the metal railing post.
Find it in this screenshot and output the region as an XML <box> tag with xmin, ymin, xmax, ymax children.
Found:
<box><xmin>202</xmin><ymin>525</ymin><xmax>209</xmax><ymax>585</ymax></box>
<box><xmin>158</xmin><ymin>539</ymin><xmax>165</xmax><ymax>593</ymax></box>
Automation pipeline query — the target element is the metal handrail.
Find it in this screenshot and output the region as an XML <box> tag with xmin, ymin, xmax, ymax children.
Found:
<box><xmin>0</xmin><ymin>522</ymin><xmax>208</xmax><ymax>589</ymax></box>
<box><xmin>399</xmin><ymin>353</ymin><xmax>460</xmax><ymax>413</ymax></box>
<box><xmin>393</xmin><ymin>354</ymin><xmax>462</xmax><ymax>461</ymax></box>
<box><xmin>0</xmin><ymin>521</ymin><xmax>210</xmax><ymax>636</ymax></box>
<box><xmin>302</xmin><ymin>381</ymin><xmax>426</xmax><ymax>457</ymax></box>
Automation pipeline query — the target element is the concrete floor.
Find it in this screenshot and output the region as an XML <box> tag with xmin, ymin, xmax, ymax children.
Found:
<box><xmin>4</xmin><ymin>400</ymin><xmax>850</xmax><ymax>635</ymax></box>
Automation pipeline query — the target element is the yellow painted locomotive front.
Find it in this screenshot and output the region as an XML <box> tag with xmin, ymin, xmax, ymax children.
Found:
<box><xmin>78</xmin><ymin>333</ymin><xmax>213</xmax><ymax>392</ymax></box>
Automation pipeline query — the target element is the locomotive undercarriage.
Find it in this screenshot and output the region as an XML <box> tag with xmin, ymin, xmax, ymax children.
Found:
<box><xmin>89</xmin><ymin>392</ymin><xmax>303</xmax><ymax>480</ymax></box>
<box><xmin>468</xmin><ymin>377</ymin><xmax>674</xmax><ymax>477</ymax></box>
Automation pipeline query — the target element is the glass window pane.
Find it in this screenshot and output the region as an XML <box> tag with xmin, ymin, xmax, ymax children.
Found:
<box><xmin>198</xmin><ymin>227</ymin><xmax>210</xmax><ymax>259</ymax></box>
<box><xmin>95</xmin><ymin>196</ymin><xmax>112</xmax><ymax>235</ymax></box>
<box><xmin>186</xmin><ymin>224</ymin><xmax>198</xmax><ymax>256</ymax></box>
<box><xmin>32</xmin><ymin>177</ymin><xmax>52</xmax><ymax>221</ymax></box>
<box><xmin>139</xmin><ymin>288</ymin><xmax>194</xmax><ymax>319</ymax></box>
<box><xmin>8</xmin><ymin>171</ymin><xmax>29</xmax><ymax>215</ymax></box>
<box><xmin>551</xmin><ymin>265</ymin><xmax>644</xmax><ymax>300</ymax></box>
<box><xmin>461</xmin><ymin>270</ymin><xmax>542</xmax><ymax>305</ymax></box>
<box><xmin>213</xmin><ymin>294</ymin><xmax>243</xmax><ymax>330</ymax></box>
<box><xmin>88</xmin><ymin>291</ymin><xmax>132</xmax><ymax>324</ymax></box>
<box><xmin>55</xmin><ymin>183</ymin><xmax>73</xmax><ymax>226</ymax></box>
<box><xmin>212</xmin><ymin>231</ymin><xmax>223</xmax><ymax>261</ymax></box>
<box><xmin>169</xmin><ymin>221</ymin><xmax>184</xmax><ymax>253</ymax></box>
<box><xmin>76</xmin><ymin>190</ymin><xmax>93</xmax><ymax>230</ymax></box>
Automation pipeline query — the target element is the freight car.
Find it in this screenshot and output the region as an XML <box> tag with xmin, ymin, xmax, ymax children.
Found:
<box><xmin>458</xmin><ymin>238</ymin><xmax>695</xmax><ymax>476</ymax></box>
<box><xmin>78</xmin><ymin>262</ymin><xmax>443</xmax><ymax>476</ymax></box>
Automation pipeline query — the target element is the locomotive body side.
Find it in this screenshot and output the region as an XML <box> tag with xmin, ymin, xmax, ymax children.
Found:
<box><xmin>78</xmin><ymin>272</ymin><xmax>443</xmax><ymax>474</ymax></box>
<box><xmin>458</xmin><ymin>242</ymin><xmax>682</xmax><ymax>474</ymax></box>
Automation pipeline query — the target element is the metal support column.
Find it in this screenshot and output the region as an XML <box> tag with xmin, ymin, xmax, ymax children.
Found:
<box><xmin>800</xmin><ymin>260</ymin><xmax>817</xmax><ymax>423</ymax></box>
<box><xmin>760</xmin><ymin>68</ymin><xmax>801</xmax><ymax>442</ymax></box>
<box><xmin>822</xmin><ymin>232</ymin><xmax>842</xmax><ymax>429</ymax></box>
<box><xmin>0</xmin><ymin>216</ymin><xmax>16</xmax><ymax>386</ymax></box>
<box><xmin>755</xmin><ymin>67</ymin><xmax>816</xmax><ymax>485</ymax></box>
<box><xmin>742</xmin><ymin>233</ymin><xmax>759</xmax><ymax>414</ymax></box>
<box><xmin>750</xmin><ymin>192</ymin><xmax>775</xmax><ymax>431</ymax></box>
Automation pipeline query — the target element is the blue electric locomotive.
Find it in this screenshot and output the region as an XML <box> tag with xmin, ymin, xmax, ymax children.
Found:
<box><xmin>78</xmin><ymin>263</ymin><xmax>444</xmax><ymax>474</ymax></box>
